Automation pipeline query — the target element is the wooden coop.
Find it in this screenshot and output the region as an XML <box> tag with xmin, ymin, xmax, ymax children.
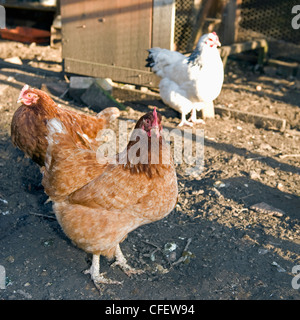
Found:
<box><xmin>61</xmin><ymin>0</ymin><xmax>176</xmax><ymax>87</ymax></box>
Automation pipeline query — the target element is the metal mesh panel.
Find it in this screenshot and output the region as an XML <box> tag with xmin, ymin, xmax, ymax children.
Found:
<box><xmin>238</xmin><ymin>0</ymin><xmax>300</xmax><ymax>45</ymax></box>
<box><xmin>174</xmin><ymin>0</ymin><xmax>195</xmax><ymax>52</ymax></box>
<box><xmin>174</xmin><ymin>0</ymin><xmax>300</xmax><ymax>52</ymax></box>
<box><xmin>174</xmin><ymin>0</ymin><xmax>223</xmax><ymax>52</ymax></box>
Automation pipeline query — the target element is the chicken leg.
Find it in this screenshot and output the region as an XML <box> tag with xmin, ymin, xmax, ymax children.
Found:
<box><xmin>188</xmin><ymin>107</ymin><xmax>205</xmax><ymax>125</ymax></box>
<box><xmin>178</xmin><ymin>112</ymin><xmax>194</xmax><ymax>127</ymax></box>
<box><xmin>84</xmin><ymin>254</ymin><xmax>123</xmax><ymax>286</ymax></box>
<box><xmin>159</xmin><ymin>79</ymin><xmax>194</xmax><ymax>127</ymax></box>
<box><xmin>111</xmin><ymin>244</ymin><xmax>144</xmax><ymax>276</ymax></box>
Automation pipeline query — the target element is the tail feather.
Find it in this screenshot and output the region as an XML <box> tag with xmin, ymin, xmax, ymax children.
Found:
<box><xmin>145</xmin><ymin>48</ymin><xmax>158</xmax><ymax>68</ymax></box>
<box><xmin>145</xmin><ymin>48</ymin><xmax>185</xmax><ymax>77</ymax></box>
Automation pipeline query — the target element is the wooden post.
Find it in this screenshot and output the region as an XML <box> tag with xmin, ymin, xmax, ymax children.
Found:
<box><xmin>220</xmin><ymin>0</ymin><xmax>241</xmax><ymax>45</ymax></box>
<box><xmin>188</xmin><ymin>0</ymin><xmax>215</xmax><ymax>51</ymax></box>
<box><xmin>152</xmin><ymin>0</ymin><xmax>176</xmax><ymax>49</ymax></box>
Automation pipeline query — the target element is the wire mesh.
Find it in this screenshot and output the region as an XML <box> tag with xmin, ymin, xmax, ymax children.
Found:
<box><xmin>174</xmin><ymin>0</ymin><xmax>300</xmax><ymax>52</ymax></box>
<box><xmin>174</xmin><ymin>0</ymin><xmax>195</xmax><ymax>52</ymax></box>
<box><xmin>238</xmin><ymin>0</ymin><xmax>300</xmax><ymax>45</ymax></box>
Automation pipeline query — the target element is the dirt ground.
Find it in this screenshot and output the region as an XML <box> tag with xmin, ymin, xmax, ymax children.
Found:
<box><xmin>0</xmin><ymin>41</ymin><xmax>299</xmax><ymax>300</ymax></box>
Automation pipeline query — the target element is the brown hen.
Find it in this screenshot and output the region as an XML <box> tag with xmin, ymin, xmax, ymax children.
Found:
<box><xmin>42</xmin><ymin>108</ymin><xmax>178</xmax><ymax>286</ymax></box>
<box><xmin>11</xmin><ymin>85</ymin><xmax>120</xmax><ymax>166</ymax></box>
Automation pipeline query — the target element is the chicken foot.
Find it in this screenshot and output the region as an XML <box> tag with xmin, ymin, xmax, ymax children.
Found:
<box><xmin>188</xmin><ymin>108</ymin><xmax>205</xmax><ymax>125</ymax></box>
<box><xmin>111</xmin><ymin>244</ymin><xmax>144</xmax><ymax>276</ymax></box>
<box><xmin>178</xmin><ymin>112</ymin><xmax>194</xmax><ymax>127</ymax></box>
<box><xmin>84</xmin><ymin>254</ymin><xmax>123</xmax><ymax>286</ymax></box>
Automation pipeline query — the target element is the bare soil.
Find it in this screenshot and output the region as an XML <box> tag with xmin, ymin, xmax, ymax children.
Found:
<box><xmin>0</xmin><ymin>41</ymin><xmax>299</xmax><ymax>300</ymax></box>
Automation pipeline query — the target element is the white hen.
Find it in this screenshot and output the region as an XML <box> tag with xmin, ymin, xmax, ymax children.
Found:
<box><xmin>146</xmin><ymin>32</ymin><xmax>224</xmax><ymax>127</ymax></box>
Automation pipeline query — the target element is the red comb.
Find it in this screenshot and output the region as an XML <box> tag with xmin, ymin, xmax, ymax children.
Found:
<box><xmin>18</xmin><ymin>84</ymin><xmax>29</xmax><ymax>102</ymax></box>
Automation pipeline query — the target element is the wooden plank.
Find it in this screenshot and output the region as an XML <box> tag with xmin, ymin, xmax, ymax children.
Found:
<box><xmin>3</xmin><ymin>1</ymin><xmax>56</xmax><ymax>12</ymax></box>
<box><xmin>220</xmin><ymin>39</ymin><xmax>268</xmax><ymax>56</ymax></box>
<box><xmin>61</xmin><ymin>0</ymin><xmax>153</xmax><ymax>83</ymax></box>
<box><xmin>152</xmin><ymin>0</ymin><xmax>176</xmax><ymax>49</ymax></box>
<box><xmin>268</xmin><ymin>59</ymin><xmax>298</xmax><ymax>69</ymax></box>
<box><xmin>215</xmin><ymin>105</ymin><xmax>286</xmax><ymax>132</ymax></box>
<box><xmin>64</xmin><ymin>58</ymin><xmax>160</xmax><ymax>87</ymax></box>
<box><xmin>268</xmin><ymin>41</ymin><xmax>300</xmax><ymax>64</ymax></box>
<box><xmin>112</xmin><ymin>84</ymin><xmax>161</xmax><ymax>101</ymax></box>
<box><xmin>219</xmin><ymin>39</ymin><xmax>268</xmax><ymax>67</ymax></box>
<box><xmin>108</xmin><ymin>84</ymin><xmax>287</xmax><ymax>132</ymax></box>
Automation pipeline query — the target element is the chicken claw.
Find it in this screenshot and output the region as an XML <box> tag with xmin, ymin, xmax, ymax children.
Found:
<box><xmin>178</xmin><ymin>113</ymin><xmax>194</xmax><ymax>127</ymax></box>
<box><xmin>111</xmin><ymin>245</ymin><xmax>144</xmax><ymax>276</ymax></box>
<box><xmin>189</xmin><ymin>118</ymin><xmax>205</xmax><ymax>125</ymax></box>
<box><xmin>84</xmin><ymin>254</ymin><xmax>123</xmax><ymax>286</ymax></box>
<box><xmin>178</xmin><ymin>120</ymin><xmax>194</xmax><ymax>127</ymax></box>
<box><xmin>188</xmin><ymin>108</ymin><xmax>206</xmax><ymax>125</ymax></box>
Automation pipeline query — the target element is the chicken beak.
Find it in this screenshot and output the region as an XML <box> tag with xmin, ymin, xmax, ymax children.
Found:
<box><xmin>216</xmin><ymin>40</ymin><xmax>221</xmax><ymax>47</ymax></box>
<box><xmin>151</xmin><ymin>125</ymin><xmax>160</xmax><ymax>138</ymax></box>
<box><xmin>17</xmin><ymin>98</ymin><xmax>23</xmax><ymax>104</ymax></box>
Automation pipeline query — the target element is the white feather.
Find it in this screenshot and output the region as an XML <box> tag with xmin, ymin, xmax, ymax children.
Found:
<box><xmin>82</xmin><ymin>133</ymin><xmax>92</xmax><ymax>143</ymax></box>
<box><xmin>44</xmin><ymin>119</ymin><xmax>67</xmax><ymax>170</ymax></box>
<box><xmin>46</xmin><ymin>118</ymin><xmax>66</xmax><ymax>145</ymax></box>
<box><xmin>47</xmin><ymin>118</ymin><xmax>64</xmax><ymax>134</ymax></box>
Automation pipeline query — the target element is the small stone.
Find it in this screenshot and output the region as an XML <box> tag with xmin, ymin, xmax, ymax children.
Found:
<box><xmin>4</xmin><ymin>56</ymin><xmax>23</xmax><ymax>65</ymax></box>
<box><xmin>42</xmin><ymin>239</ymin><xmax>54</xmax><ymax>247</ymax></box>
<box><xmin>6</xmin><ymin>255</ymin><xmax>14</xmax><ymax>263</ymax></box>
<box><xmin>276</xmin><ymin>183</ymin><xmax>284</xmax><ymax>191</ymax></box>
<box><xmin>169</xmin><ymin>251</ymin><xmax>177</xmax><ymax>262</ymax></box>
<box><xmin>156</xmin><ymin>264</ymin><xmax>169</xmax><ymax>274</ymax></box>
<box><xmin>81</xmin><ymin>82</ymin><xmax>120</xmax><ymax>112</ymax></box>
<box><xmin>250</xmin><ymin>202</ymin><xmax>284</xmax><ymax>217</ymax></box>
<box><xmin>258</xmin><ymin>248</ymin><xmax>269</xmax><ymax>255</ymax></box>
<box><xmin>265</xmin><ymin>169</ymin><xmax>276</xmax><ymax>177</ymax></box>
<box><xmin>40</xmin><ymin>270</ymin><xmax>48</xmax><ymax>276</ymax></box>
<box><xmin>192</xmin><ymin>189</ymin><xmax>204</xmax><ymax>195</ymax></box>
<box><xmin>214</xmin><ymin>181</ymin><xmax>226</xmax><ymax>188</ymax></box>
<box><xmin>260</xmin><ymin>143</ymin><xmax>272</xmax><ymax>150</ymax></box>
<box><xmin>249</xmin><ymin>170</ymin><xmax>260</xmax><ymax>180</ymax></box>
<box><xmin>271</xmin><ymin>261</ymin><xmax>286</xmax><ymax>273</ymax></box>
<box><xmin>164</xmin><ymin>242</ymin><xmax>177</xmax><ymax>254</ymax></box>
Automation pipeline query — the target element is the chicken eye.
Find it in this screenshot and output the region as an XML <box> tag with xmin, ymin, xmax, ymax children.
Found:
<box><xmin>27</xmin><ymin>93</ymin><xmax>32</xmax><ymax>97</ymax></box>
<box><xmin>145</xmin><ymin>119</ymin><xmax>151</xmax><ymax>124</ymax></box>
